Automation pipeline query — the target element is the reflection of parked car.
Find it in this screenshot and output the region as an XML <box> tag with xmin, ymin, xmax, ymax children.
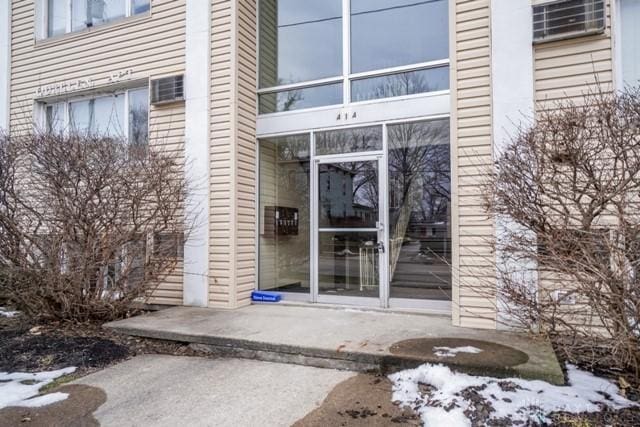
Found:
<box><xmin>412</xmin><ymin>221</ymin><xmax>450</xmax><ymax>260</ymax></box>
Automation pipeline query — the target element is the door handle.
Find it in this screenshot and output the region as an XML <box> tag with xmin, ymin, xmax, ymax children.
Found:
<box><xmin>377</xmin><ymin>241</ymin><xmax>385</xmax><ymax>253</ymax></box>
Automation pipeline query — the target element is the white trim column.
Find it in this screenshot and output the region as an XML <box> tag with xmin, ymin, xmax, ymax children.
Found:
<box><xmin>183</xmin><ymin>0</ymin><xmax>211</xmax><ymax>307</ymax></box>
<box><xmin>0</xmin><ymin>1</ymin><xmax>10</xmax><ymax>132</ymax></box>
<box><xmin>490</xmin><ymin>0</ymin><xmax>536</xmax><ymax>329</ymax></box>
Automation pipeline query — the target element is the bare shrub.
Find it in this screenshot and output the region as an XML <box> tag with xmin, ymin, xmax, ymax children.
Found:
<box><xmin>0</xmin><ymin>131</ymin><xmax>191</xmax><ymax>322</ymax></box>
<box><xmin>484</xmin><ymin>86</ymin><xmax>640</xmax><ymax>379</ymax></box>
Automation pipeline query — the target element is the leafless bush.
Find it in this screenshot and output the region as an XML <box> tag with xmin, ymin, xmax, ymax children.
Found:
<box><xmin>484</xmin><ymin>86</ymin><xmax>640</xmax><ymax>378</ymax></box>
<box><xmin>0</xmin><ymin>131</ymin><xmax>191</xmax><ymax>322</ymax></box>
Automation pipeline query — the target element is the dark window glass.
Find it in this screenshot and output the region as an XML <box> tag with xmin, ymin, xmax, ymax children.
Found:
<box><xmin>259</xmin><ymin>0</ymin><xmax>343</xmax><ymax>88</ymax></box>
<box><xmin>132</xmin><ymin>0</ymin><xmax>150</xmax><ymax>14</ymax></box>
<box><xmin>259</xmin><ymin>83</ymin><xmax>343</xmax><ymax>114</ymax></box>
<box><xmin>387</xmin><ymin>119</ymin><xmax>451</xmax><ymax>300</ymax></box>
<box><xmin>351</xmin><ymin>66</ymin><xmax>449</xmax><ymax>102</ymax></box>
<box><xmin>129</xmin><ymin>88</ymin><xmax>149</xmax><ymax>145</ymax></box>
<box><xmin>350</xmin><ymin>0</ymin><xmax>449</xmax><ymax>73</ymax></box>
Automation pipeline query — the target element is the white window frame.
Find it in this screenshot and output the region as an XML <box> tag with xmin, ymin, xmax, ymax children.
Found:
<box><xmin>256</xmin><ymin>0</ymin><xmax>451</xmax><ymax>114</ymax></box>
<box><xmin>41</xmin><ymin>0</ymin><xmax>151</xmax><ymax>40</ymax></box>
<box><xmin>613</xmin><ymin>0</ymin><xmax>640</xmax><ymax>90</ymax></box>
<box><xmin>41</xmin><ymin>86</ymin><xmax>150</xmax><ymax>141</ymax></box>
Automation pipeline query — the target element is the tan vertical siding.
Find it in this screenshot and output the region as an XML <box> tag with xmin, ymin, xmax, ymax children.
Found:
<box><xmin>209</xmin><ymin>0</ymin><xmax>257</xmax><ymax>308</ymax></box>
<box><xmin>452</xmin><ymin>0</ymin><xmax>496</xmax><ymax>329</ymax></box>
<box><xmin>533</xmin><ymin>0</ymin><xmax>614</xmax><ymax>107</ymax></box>
<box><xmin>9</xmin><ymin>0</ymin><xmax>187</xmax><ymax>305</ymax></box>
<box><xmin>532</xmin><ymin>0</ymin><xmax>615</xmax><ymax>325</ymax></box>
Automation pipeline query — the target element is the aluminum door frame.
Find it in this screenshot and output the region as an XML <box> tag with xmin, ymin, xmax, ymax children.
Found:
<box><xmin>311</xmin><ymin>152</ymin><xmax>389</xmax><ymax>308</ymax></box>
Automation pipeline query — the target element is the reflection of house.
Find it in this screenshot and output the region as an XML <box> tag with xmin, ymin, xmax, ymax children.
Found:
<box><xmin>319</xmin><ymin>165</ymin><xmax>375</xmax><ymax>227</ymax></box>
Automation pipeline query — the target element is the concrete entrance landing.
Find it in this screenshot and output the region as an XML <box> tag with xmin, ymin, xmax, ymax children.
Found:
<box><xmin>105</xmin><ymin>305</ymin><xmax>564</xmax><ymax>384</ymax></box>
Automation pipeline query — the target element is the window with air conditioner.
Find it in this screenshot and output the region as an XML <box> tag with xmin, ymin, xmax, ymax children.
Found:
<box><xmin>43</xmin><ymin>0</ymin><xmax>151</xmax><ymax>39</ymax></box>
<box><xmin>533</xmin><ymin>0</ymin><xmax>605</xmax><ymax>43</ymax></box>
<box><xmin>150</xmin><ymin>75</ymin><xmax>185</xmax><ymax>105</ymax></box>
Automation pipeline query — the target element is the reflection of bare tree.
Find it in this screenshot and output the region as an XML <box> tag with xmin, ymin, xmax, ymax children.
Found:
<box><xmin>371</xmin><ymin>71</ymin><xmax>433</xmax><ymax>100</ymax></box>
<box><xmin>129</xmin><ymin>105</ymin><xmax>148</xmax><ymax>145</ymax></box>
<box><xmin>316</xmin><ymin>126</ymin><xmax>382</xmax><ymax>155</ymax></box>
<box><xmin>388</xmin><ymin>120</ymin><xmax>450</xmax><ymax>223</ymax></box>
<box><xmin>282</xmin><ymin>89</ymin><xmax>303</xmax><ymax>112</ymax></box>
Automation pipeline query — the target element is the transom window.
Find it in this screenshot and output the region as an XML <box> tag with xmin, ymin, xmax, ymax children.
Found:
<box><xmin>45</xmin><ymin>87</ymin><xmax>149</xmax><ymax>145</ymax></box>
<box><xmin>45</xmin><ymin>0</ymin><xmax>151</xmax><ymax>38</ymax></box>
<box><xmin>258</xmin><ymin>0</ymin><xmax>450</xmax><ymax>114</ymax></box>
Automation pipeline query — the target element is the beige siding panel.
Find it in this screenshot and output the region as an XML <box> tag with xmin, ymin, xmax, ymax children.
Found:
<box><xmin>452</xmin><ymin>0</ymin><xmax>496</xmax><ymax>329</ymax></box>
<box><xmin>9</xmin><ymin>0</ymin><xmax>187</xmax><ymax>305</ymax></box>
<box><xmin>533</xmin><ymin>0</ymin><xmax>615</xmax><ymax>310</ymax></box>
<box><xmin>209</xmin><ymin>0</ymin><xmax>257</xmax><ymax>308</ymax></box>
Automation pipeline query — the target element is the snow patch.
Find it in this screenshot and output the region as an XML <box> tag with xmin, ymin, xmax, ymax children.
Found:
<box><xmin>0</xmin><ymin>307</ymin><xmax>19</xmax><ymax>318</ymax></box>
<box><xmin>389</xmin><ymin>364</ymin><xmax>636</xmax><ymax>426</ymax></box>
<box><xmin>0</xmin><ymin>367</ymin><xmax>76</xmax><ymax>409</ymax></box>
<box><xmin>433</xmin><ymin>346</ymin><xmax>483</xmax><ymax>358</ymax></box>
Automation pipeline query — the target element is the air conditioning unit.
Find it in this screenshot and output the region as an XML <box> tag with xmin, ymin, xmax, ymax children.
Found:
<box><xmin>533</xmin><ymin>0</ymin><xmax>605</xmax><ymax>43</ymax></box>
<box><xmin>150</xmin><ymin>75</ymin><xmax>185</xmax><ymax>105</ymax></box>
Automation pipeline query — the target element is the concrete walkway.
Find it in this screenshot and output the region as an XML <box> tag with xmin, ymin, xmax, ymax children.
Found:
<box><xmin>75</xmin><ymin>355</ymin><xmax>354</xmax><ymax>427</ymax></box>
<box><xmin>105</xmin><ymin>304</ymin><xmax>564</xmax><ymax>384</ymax></box>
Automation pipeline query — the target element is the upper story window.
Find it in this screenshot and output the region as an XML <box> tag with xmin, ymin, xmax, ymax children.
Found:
<box><xmin>620</xmin><ymin>0</ymin><xmax>640</xmax><ymax>86</ymax></box>
<box><xmin>44</xmin><ymin>0</ymin><xmax>151</xmax><ymax>38</ymax></box>
<box><xmin>45</xmin><ymin>87</ymin><xmax>149</xmax><ymax>145</ymax></box>
<box><xmin>258</xmin><ymin>0</ymin><xmax>450</xmax><ymax>114</ymax></box>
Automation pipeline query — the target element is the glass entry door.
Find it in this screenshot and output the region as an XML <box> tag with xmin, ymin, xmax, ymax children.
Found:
<box><xmin>314</xmin><ymin>155</ymin><xmax>387</xmax><ymax>305</ymax></box>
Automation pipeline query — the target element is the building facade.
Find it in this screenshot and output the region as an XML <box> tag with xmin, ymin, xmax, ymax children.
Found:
<box><xmin>0</xmin><ymin>0</ymin><xmax>637</xmax><ymax>329</ymax></box>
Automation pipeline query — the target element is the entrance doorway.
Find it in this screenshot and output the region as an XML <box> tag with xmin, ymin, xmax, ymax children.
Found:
<box><xmin>257</xmin><ymin>119</ymin><xmax>452</xmax><ymax>312</ymax></box>
<box><xmin>315</xmin><ymin>155</ymin><xmax>386</xmax><ymax>306</ymax></box>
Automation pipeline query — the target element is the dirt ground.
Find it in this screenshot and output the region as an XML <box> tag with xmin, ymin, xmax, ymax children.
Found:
<box><xmin>0</xmin><ymin>385</ymin><xmax>106</xmax><ymax>427</ymax></box>
<box><xmin>0</xmin><ymin>313</ymin><xmax>208</xmax><ymax>375</ymax></box>
<box><xmin>293</xmin><ymin>374</ymin><xmax>420</xmax><ymax>426</ymax></box>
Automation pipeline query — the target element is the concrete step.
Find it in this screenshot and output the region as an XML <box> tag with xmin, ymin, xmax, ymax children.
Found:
<box><xmin>105</xmin><ymin>305</ymin><xmax>565</xmax><ymax>385</ymax></box>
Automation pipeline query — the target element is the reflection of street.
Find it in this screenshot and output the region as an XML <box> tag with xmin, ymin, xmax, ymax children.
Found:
<box><xmin>390</xmin><ymin>240</ymin><xmax>451</xmax><ymax>301</ymax></box>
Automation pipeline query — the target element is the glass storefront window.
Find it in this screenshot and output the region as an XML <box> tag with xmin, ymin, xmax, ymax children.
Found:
<box><xmin>257</xmin><ymin>122</ymin><xmax>452</xmax><ymax>305</ymax></box>
<box><xmin>350</xmin><ymin>0</ymin><xmax>449</xmax><ymax>73</ymax></box>
<box><xmin>258</xmin><ymin>134</ymin><xmax>311</xmax><ymax>293</ymax></box>
<box><xmin>258</xmin><ymin>0</ymin><xmax>343</xmax><ymax>88</ymax></box>
<box><xmin>387</xmin><ymin>119</ymin><xmax>452</xmax><ymax>300</ymax></box>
